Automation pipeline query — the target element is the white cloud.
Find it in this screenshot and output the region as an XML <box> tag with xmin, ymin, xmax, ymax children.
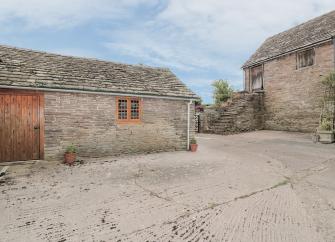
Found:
<box><xmin>2</xmin><ymin>1</ymin><xmax>334</xmax><ymax>67</ymax></box>
<box><xmin>0</xmin><ymin>0</ymin><xmax>156</xmax><ymax>29</ymax></box>
<box><xmin>104</xmin><ymin>27</ymin><xmax>230</xmax><ymax>71</ymax></box>
<box><xmin>103</xmin><ymin>1</ymin><xmax>335</xmax><ymax>80</ymax></box>
<box><xmin>102</xmin><ymin>1</ymin><xmax>335</xmax><ymax>102</ymax></box>
<box><xmin>158</xmin><ymin>0</ymin><xmax>335</xmax><ymax>50</ymax></box>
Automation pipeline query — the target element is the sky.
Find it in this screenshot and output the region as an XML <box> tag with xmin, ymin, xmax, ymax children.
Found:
<box><xmin>0</xmin><ymin>1</ymin><xmax>335</xmax><ymax>103</ymax></box>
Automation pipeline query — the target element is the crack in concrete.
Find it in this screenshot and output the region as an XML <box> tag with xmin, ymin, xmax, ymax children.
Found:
<box><xmin>133</xmin><ymin>165</ymin><xmax>194</xmax><ymax>209</ymax></box>
<box><xmin>134</xmin><ymin>176</ymin><xmax>173</xmax><ymax>203</ymax></box>
<box><xmin>131</xmin><ymin>157</ymin><xmax>334</xmax><ymax>236</ymax></box>
<box><xmin>204</xmin><ymin>178</ymin><xmax>290</xmax><ymax>210</ymax></box>
<box><xmin>132</xmin><ymin>161</ymin><xmax>295</xmax><ymax>228</ymax></box>
<box><xmin>161</xmin><ymin>177</ymin><xmax>292</xmax><ymax>226</ymax></box>
<box><xmin>286</xmin><ymin>158</ymin><xmax>334</xmax><ymax>189</ymax></box>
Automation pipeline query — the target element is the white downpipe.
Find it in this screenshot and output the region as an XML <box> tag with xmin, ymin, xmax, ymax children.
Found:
<box><xmin>187</xmin><ymin>100</ymin><xmax>192</xmax><ymax>150</ymax></box>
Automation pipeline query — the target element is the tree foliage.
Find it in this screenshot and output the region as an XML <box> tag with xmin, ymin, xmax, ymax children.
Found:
<box><xmin>194</xmin><ymin>98</ymin><xmax>202</xmax><ymax>106</ymax></box>
<box><xmin>212</xmin><ymin>80</ymin><xmax>233</xmax><ymax>105</ymax></box>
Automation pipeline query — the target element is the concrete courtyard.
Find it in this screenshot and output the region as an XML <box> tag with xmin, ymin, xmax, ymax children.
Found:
<box><xmin>1</xmin><ymin>131</ymin><xmax>335</xmax><ymax>242</ymax></box>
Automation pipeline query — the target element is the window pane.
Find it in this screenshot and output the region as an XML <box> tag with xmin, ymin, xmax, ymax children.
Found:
<box><xmin>297</xmin><ymin>49</ymin><xmax>314</xmax><ymax>68</ymax></box>
<box><xmin>118</xmin><ymin>99</ymin><xmax>127</xmax><ymax>120</ymax></box>
<box><xmin>131</xmin><ymin>99</ymin><xmax>139</xmax><ymax>119</ymax></box>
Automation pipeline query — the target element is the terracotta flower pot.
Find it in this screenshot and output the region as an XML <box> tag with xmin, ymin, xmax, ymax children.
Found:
<box><xmin>64</xmin><ymin>152</ymin><xmax>76</xmax><ymax>165</ymax></box>
<box><xmin>190</xmin><ymin>144</ymin><xmax>198</xmax><ymax>152</ymax></box>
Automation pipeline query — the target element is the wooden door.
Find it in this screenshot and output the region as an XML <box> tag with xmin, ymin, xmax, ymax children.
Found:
<box><xmin>0</xmin><ymin>90</ymin><xmax>44</xmax><ymax>162</ymax></box>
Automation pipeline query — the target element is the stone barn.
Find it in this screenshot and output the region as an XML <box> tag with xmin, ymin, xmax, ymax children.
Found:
<box><xmin>0</xmin><ymin>45</ymin><xmax>198</xmax><ymax>162</ymax></box>
<box><xmin>243</xmin><ymin>10</ymin><xmax>335</xmax><ymax>132</ymax></box>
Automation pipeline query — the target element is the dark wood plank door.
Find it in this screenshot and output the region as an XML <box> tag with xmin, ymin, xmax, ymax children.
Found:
<box><xmin>0</xmin><ymin>90</ymin><xmax>44</xmax><ymax>162</ymax></box>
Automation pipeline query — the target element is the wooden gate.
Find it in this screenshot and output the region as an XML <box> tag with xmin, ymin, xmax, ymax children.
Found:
<box><xmin>0</xmin><ymin>90</ymin><xmax>44</xmax><ymax>162</ymax></box>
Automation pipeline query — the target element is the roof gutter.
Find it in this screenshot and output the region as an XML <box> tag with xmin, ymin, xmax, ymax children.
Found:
<box><xmin>0</xmin><ymin>85</ymin><xmax>198</xmax><ymax>101</ymax></box>
<box><xmin>243</xmin><ymin>37</ymin><xmax>333</xmax><ymax>69</ymax></box>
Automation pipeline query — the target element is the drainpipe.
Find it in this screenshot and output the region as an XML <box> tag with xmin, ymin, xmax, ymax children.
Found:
<box><xmin>187</xmin><ymin>100</ymin><xmax>193</xmax><ymax>150</ymax></box>
<box><xmin>333</xmin><ymin>37</ymin><xmax>335</xmax><ymax>70</ymax></box>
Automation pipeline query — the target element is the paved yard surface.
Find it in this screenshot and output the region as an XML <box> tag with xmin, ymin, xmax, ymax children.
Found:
<box><xmin>1</xmin><ymin>131</ymin><xmax>335</xmax><ymax>242</ymax></box>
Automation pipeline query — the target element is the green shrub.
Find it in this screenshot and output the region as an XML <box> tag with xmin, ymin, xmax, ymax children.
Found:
<box><xmin>190</xmin><ymin>138</ymin><xmax>197</xmax><ymax>144</ymax></box>
<box><xmin>320</xmin><ymin>119</ymin><xmax>332</xmax><ymax>131</ymax></box>
<box><xmin>212</xmin><ymin>80</ymin><xmax>234</xmax><ymax>105</ymax></box>
<box><xmin>322</xmin><ymin>71</ymin><xmax>335</xmax><ymax>88</ymax></box>
<box><xmin>66</xmin><ymin>144</ymin><xmax>77</xmax><ymax>153</ymax></box>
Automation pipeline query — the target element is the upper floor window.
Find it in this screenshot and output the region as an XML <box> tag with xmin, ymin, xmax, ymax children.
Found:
<box><xmin>251</xmin><ymin>65</ymin><xmax>263</xmax><ymax>91</ymax></box>
<box><xmin>117</xmin><ymin>97</ymin><xmax>141</xmax><ymax>123</ymax></box>
<box><xmin>297</xmin><ymin>48</ymin><xmax>315</xmax><ymax>69</ymax></box>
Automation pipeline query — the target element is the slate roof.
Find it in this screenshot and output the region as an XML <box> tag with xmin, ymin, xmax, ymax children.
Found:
<box><xmin>0</xmin><ymin>45</ymin><xmax>198</xmax><ymax>99</ymax></box>
<box><xmin>243</xmin><ymin>10</ymin><xmax>335</xmax><ymax>68</ymax></box>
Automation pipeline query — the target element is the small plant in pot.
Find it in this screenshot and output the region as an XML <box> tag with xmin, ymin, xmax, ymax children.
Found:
<box><xmin>318</xmin><ymin>119</ymin><xmax>334</xmax><ymax>144</ymax></box>
<box><xmin>64</xmin><ymin>144</ymin><xmax>77</xmax><ymax>165</ymax></box>
<box><xmin>190</xmin><ymin>138</ymin><xmax>198</xmax><ymax>152</ymax></box>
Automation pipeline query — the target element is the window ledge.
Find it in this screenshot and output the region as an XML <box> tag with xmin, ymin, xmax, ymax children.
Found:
<box><xmin>252</xmin><ymin>88</ymin><xmax>264</xmax><ymax>93</ymax></box>
<box><xmin>296</xmin><ymin>64</ymin><xmax>315</xmax><ymax>71</ymax></box>
<box><xmin>116</xmin><ymin>120</ymin><xmax>142</xmax><ymax>125</ymax></box>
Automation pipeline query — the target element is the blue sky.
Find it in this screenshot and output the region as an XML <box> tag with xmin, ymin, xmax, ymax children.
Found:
<box><xmin>1</xmin><ymin>0</ymin><xmax>335</xmax><ymax>103</ymax></box>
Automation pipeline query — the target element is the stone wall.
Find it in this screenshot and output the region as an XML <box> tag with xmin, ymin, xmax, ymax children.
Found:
<box><xmin>199</xmin><ymin>92</ymin><xmax>264</xmax><ymax>134</ymax></box>
<box><xmin>244</xmin><ymin>41</ymin><xmax>334</xmax><ymax>132</ymax></box>
<box><xmin>44</xmin><ymin>92</ymin><xmax>194</xmax><ymax>160</ymax></box>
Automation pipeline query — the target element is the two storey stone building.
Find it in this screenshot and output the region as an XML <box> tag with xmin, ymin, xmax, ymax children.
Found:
<box><xmin>243</xmin><ymin>10</ymin><xmax>335</xmax><ymax>132</ymax></box>
<box><xmin>0</xmin><ymin>45</ymin><xmax>198</xmax><ymax>162</ymax></box>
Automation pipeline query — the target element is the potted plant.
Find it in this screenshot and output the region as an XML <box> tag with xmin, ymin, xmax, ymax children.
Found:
<box><xmin>318</xmin><ymin>119</ymin><xmax>334</xmax><ymax>144</ymax></box>
<box><xmin>190</xmin><ymin>138</ymin><xmax>198</xmax><ymax>152</ymax></box>
<box><xmin>64</xmin><ymin>144</ymin><xmax>77</xmax><ymax>165</ymax></box>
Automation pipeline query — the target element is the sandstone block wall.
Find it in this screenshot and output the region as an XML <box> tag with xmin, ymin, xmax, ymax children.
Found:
<box><xmin>263</xmin><ymin>42</ymin><xmax>334</xmax><ymax>132</ymax></box>
<box><xmin>244</xmin><ymin>41</ymin><xmax>335</xmax><ymax>132</ymax></box>
<box><xmin>199</xmin><ymin>92</ymin><xmax>264</xmax><ymax>134</ymax></box>
<box><xmin>44</xmin><ymin>92</ymin><xmax>194</xmax><ymax>160</ymax></box>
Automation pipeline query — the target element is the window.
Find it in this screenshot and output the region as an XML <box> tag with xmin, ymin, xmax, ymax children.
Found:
<box><xmin>131</xmin><ymin>99</ymin><xmax>140</xmax><ymax>119</ymax></box>
<box><xmin>297</xmin><ymin>48</ymin><xmax>315</xmax><ymax>69</ymax></box>
<box><xmin>116</xmin><ymin>97</ymin><xmax>141</xmax><ymax>123</ymax></box>
<box><xmin>251</xmin><ymin>65</ymin><xmax>263</xmax><ymax>90</ymax></box>
<box><xmin>118</xmin><ymin>99</ymin><xmax>128</xmax><ymax>120</ymax></box>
